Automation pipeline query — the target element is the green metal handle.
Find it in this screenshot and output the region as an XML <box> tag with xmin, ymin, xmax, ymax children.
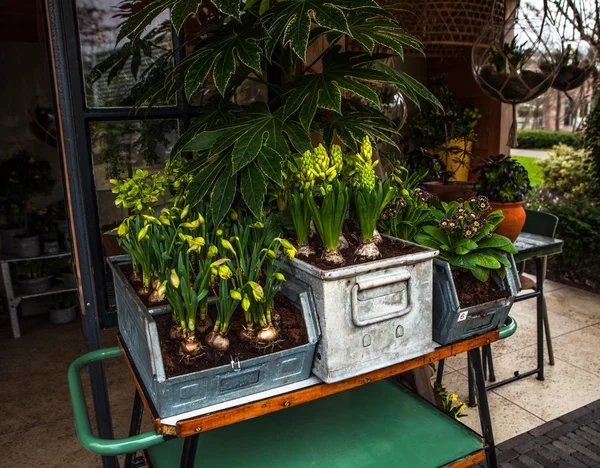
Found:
<box><xmin>68</xmin><ymin>346</ymin><xmax>165</xmax><ymax>456</ymax></box>
<box><xmin>499</xmin><ymin>316</ymin><xmax>517</xmax><ymax>340</ymax></box>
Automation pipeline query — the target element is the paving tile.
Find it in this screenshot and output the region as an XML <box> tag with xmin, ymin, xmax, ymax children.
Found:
<box><xmin>485</xmin><ymin>347</ymin><xmax>600</xmax><ymax>421</ymax></box>
<box><xmin>543</xmin><ymin>287</ymin><xmax>600</xmax><ymax>327</ymax></box>
<box><xmin>439</xmin><ymin>370</ymin><xmax>545</xmax><ymax>443</ymax></box>
<box><xmin>553</xmin><ymin>326</ymin><xmax>600</xmax><ymax>377</ymax></box>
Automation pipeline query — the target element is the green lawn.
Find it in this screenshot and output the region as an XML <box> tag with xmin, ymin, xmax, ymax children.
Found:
<box><xmin>511</xmin><ymin>155</ymin><xmax>543</xmax><ymax>185</ymax></box>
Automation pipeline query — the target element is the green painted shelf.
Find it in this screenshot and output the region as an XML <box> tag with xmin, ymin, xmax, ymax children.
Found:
<box><xmin>146</xmin><ymin>379</ymin><xmax>483</xmax><ymax>468</ymax></box>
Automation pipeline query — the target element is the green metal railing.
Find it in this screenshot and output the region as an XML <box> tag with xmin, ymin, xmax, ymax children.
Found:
<box><xmin>67</xmin><ymin>346</ymin><xmax>164</xmax><ymax>455</ymax></box>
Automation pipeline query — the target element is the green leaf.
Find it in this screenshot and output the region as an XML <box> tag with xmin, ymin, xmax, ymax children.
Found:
<box><xmin>184</xmin><ymin>21</ymin><xmax>266</xmax><ymax>98</ymax></box>
<box><xmin>240</xmin><ymin>162</ymin><xmax>267</xmax><ymax>218</ymax></box>
<box><xmin>484</xmin><ymin>250</ymin><xmax>512</xmax><ymax>268</ymax></box>
<box><xmin>117</xmin><ymin>0</ymin><xmax>175</xmax><ymax>43</ymax></box>
<box><xmin>262</xmin><ymin>0</ymin><xmax>378</xmax><ymax>60</ymax></box>
<box><xmin>188</xmin><ymin>157</ymin><xmax>230</xmax><ymax>204</ymax></box>
<box><xmin>414</xmin><ymin>233</ymin><xmax>441</xmax><ymax>250</ymax></box>
<box><xmin>472</xmin><ymin>265</ymin><xmax>490</xmax><ymax>282</ymax></box>
<box><xmin>471</xmin><ymin>252</ymin><xmax>501</xmax><ymax>269</ymax></box>
<box><xmin>257</xmin><ymin>147</ymin><xmax>285</xmax><ymax>186</ymax></box>
<box><xmin>171</xmin><ymin>0</ymin><xmax>202</xmax><ymax>33</ymax></box>
<box><xmin>449</xmin><ymin>254</ymin><xmax>476</xmax><ymax>270</ymax></box>
<box><xmin>378</xmin><ymin>64</ymin><xmax>443</xmax><ymax>110</ymax></box>
<box><xmin>422</xmin><ymin>225</ymin><xmax>451</xmax><ymax>247</ymax></box>
<box><xmin>475</xmin><ymin>234</ymin><xmax>513</xmax><ymax>249</ymax></box>
<box><xmin>213</xmin><ymin>0</ymin><xmax>241</xmax><ymax>18</ymax></box>
<box><xmin>211</xmin><ymin>169</ymin><xmax>237</xmax><ymax>226</ymax></box>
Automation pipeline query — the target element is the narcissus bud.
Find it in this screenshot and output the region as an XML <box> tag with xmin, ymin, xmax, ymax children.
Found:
<box><xmin>266</xmin><ymin>249</ymin><xmax>277</xmax><ymax>259</ymax></box>
<box><xmin>137</xmin><ymin>225</ymin><xmax>149</xmax><ymax>241</ymax></box>
<box><xmin>230</xmin><ymin>210</ymin><xmax>238</xmax><ymax>221</ymax></box>
<box><xmin>221</xmin><ymin>239</ymin><xmax>236</xmax><ymax>255</ymax></box>
<box><xmin>180</xmin><ymin>205</ymin><xmax>189</xmax><ymax>219</ymax></box>
<box><xmin>217</xmin><ymin>264</ymin><xmax>233</xmax><ymax>280</ymax></box>
<box><xmin>170</xmin><ymin>269</ymin><xmax>180</xmax><ymax>289</ymax></box>
<box><xmin>274</xmin><ymin>272</ymin><xmax>285</xmax><ymax>281</ymax></box>
<box><xmin>207</xmin><ymin>244</ymin><xmax>218</xmax><ymax>259</ymax></box>
<box><xmin>117</xmin><ymin>222</ymin><xmax>128</xmax><ymax>237</ymax></box>
<box><xmin>248</xmin><ymin>281</ymin><xmax>264</xmax><ymax>302</ymax></box>
<box><xmin>242</xmin><ymin>293</ymin><xmax>251</xmax><ymax>312</ymax></box>
<box><xmin>230</xmin><ymin>290</ymin><xmax>242</xmax><ymax>301</ymax></box>
<box><xmin>157</xmin><ymin>281</ymin><xmax>167</xmax><ymax>297</ymax></box>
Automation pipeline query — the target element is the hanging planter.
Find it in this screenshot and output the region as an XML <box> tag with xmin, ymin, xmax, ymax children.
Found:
<box><xmin>472</xmin><ymin>5</ymin><xmax>562</xmax><ymax>146</ymax></box>
<box><xmin>545</xmin><ymin>41</ymin><xmax>598</xmax><ymax>92</ymax></box>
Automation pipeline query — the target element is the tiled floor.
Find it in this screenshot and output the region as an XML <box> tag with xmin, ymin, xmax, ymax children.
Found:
<box><xmin>440</xmin><ymin>276</ymin><xmax>600</xmax><ymax>444</ymax></box>
<box><xmin>0</xmin><ymin>276</ymin><xmax>598</xmax><ymax>467</ymax></box>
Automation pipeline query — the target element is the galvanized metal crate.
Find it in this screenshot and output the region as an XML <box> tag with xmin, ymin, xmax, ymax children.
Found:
<box><xmin>108</xmin><ymin>257</ymin><xmax>319</xmax><ymax>418</ymax></box>
<box><xmin>432</xmin><ymin>254</ymin><xmax>520</xmax><ymax>345</ymax></box>
<box><xmin>281</xmin><ymin>237</ymin><xmax>438</xmax><ymax>383</ymax></box>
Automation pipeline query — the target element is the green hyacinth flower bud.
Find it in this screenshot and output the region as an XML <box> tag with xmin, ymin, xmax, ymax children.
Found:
<box><xmin>361</xmin><ymin>136</ymin><xmax>372</xmax><ymax>161</ymax></box>
<box><xmin>360</xmin><ymin>162</ymin><xmax>376</xmax><ymax>192</ymax></box>
<box><xmin>313</xmin><ymin>144</ymin><xmax>329</xmax><ymax>176</ymax></box>
<box><xmin>330</xmin><ymin>144</ymin><xmax>343</xmax><ymax>174</ymax></box>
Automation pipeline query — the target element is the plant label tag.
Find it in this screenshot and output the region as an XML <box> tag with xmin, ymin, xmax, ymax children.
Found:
<box><xmin>458</xmin><ymin>311</ymin><xmax>468</xmax><ymax>322</ymax></box>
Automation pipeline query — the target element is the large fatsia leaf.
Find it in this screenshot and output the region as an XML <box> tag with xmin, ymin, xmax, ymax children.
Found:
<box><xmin>184</xmin><ymin>20</ymin><xmax>268</xmax><ymax>98</ymax></box>
<box><xmin>326</xmin><ymin>8</ymin><xmax>424</xmax><ymax>59</ymax></box>
<box><xmin>240</xmin><ymin>162</ymin><xmax>267</xmax><ymax>218</ymax></box>
<box><xmin>210</xmin><ymin>166</ymin><xmax>237</xmax><ymax>226</ymax></box>
<box><xmin>261</xmin><ymin>0</ymin><xmax>379</xmax><ymax>60</ymax></box>
<box><xmin>284</xmin><ymin>47</ymin><xmax>402</xmax><ymax>131</ymax></box>
<box><xmin>319</xmin><ymin>100</ymin><xmax>399</xmax><ymax>151</ymax></box>
<box><xmin>117</xmin><ymin>0</ymin><xmax>241</xmax><ymax>44</ymax></box>
<box><xmin>185</xmin><ymin>103</ymin><xmax>311</xmax><ymax>174</ymax></box>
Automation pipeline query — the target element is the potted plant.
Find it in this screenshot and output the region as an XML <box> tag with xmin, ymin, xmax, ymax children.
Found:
<box><xmin>410</xmin><ymin>75</ymin><xmax>482</xmax><ymax>187</ymax></box>
<box><xmin>545</xmin><ymin>44</ymin><xmax>598</xmax><ymax>92</ymax></box>
<box><xmin>414</xmin><ymin>197</ymin><xmax>519</xmax><ymax>344</ymax></box>
<box><xmin>0</xmin><ymin>149</ymin><xmax>55</xmax><ymax>254</ymax></box>
<box><xmin>108</xmin><ymin>170</ymin><xmax>320</xmax><ymax>417</ymax></box>
<box><xmin>16</xmin><ymin>261</ymin><xmax>52</xmax><ymax>296</ymax></box>
<box><xmin>376</xmin><ymin>164</ymin><xmax>437</xmax><ymax>243</ymax></box>
<box><xmin>283</xmin><ymin>138</ymin><xmax>438</xmax><ymax>383</ymax></box>
<box><xmin>474</xmin><ymin>154</ymin><xmax>531</xmax><ymax>242</ymax></box>
<box><xmin>48</xmin><ymin>292</ymin><xmax>78</xmax><ymax>325</ymax></box>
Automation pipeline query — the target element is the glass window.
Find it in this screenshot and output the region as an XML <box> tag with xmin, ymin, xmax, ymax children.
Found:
<box><xmin>77</xmin><ymin>0</ymin><xmax>174</xmax><ymax>108</ymax></box>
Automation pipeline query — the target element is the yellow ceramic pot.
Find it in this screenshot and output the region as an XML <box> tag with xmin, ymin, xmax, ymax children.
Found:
<box><xmin>428</xmin><ymin>138</ymin><xmax>472</xmax><ymax>182</ymax></box>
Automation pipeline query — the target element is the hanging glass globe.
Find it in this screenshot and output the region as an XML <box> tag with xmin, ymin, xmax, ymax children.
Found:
<box><xmin>547</xmin><ymin>39</ymin><xmax>598</xmax><ymax>92</ymax></box>
<box><xmin>472</xmin><ymin>6</ymin><xmax>563</xmax><ymax>104</ymax></box>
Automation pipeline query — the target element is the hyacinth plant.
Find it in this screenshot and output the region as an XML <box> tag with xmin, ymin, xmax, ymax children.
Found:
<box><xmin>414</xmin><ymin>196</ymin><xmax>517</xmax><ymax>282</ymax></box>
<box><xmin>110</xmin><ymin>0</ymin><xmax>441</xmax><ymax>227</ymax></box>
<box><xmin>350</xmin><ymin>136</ymin><xmax>396</xmax><ymax>259</ymax></box>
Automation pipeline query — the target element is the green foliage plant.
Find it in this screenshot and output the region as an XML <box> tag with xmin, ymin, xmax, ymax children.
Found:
<box><xmin>414</xmin><ymin>197</ymin><xmax>517</xmax><ymax>282</ymax></box>
<box><xmin>583</xmin><ymin>105</ymin><xmax>600</xmax><ymax>187</ymax></box>
<box><xmin>115</xmin><ymin>0</ymin><xmax>441</xmax><ymax>226</ymax></box>
<box><xmin>538</xmin><ymin>144</ymin><xmax>596</xmax><ymax>199</ymax></box>
<box><xmin>378</xmin><ymin>187</ymin><xmax>437</xmax><ymax>243</ymax></box>
<box><xmin>434</xmin><ymin>382</ymin><xmax>467</xmax><ymax>421</ymax></box>
<box><xmin>110</xmin><ymin>169</ymin><xmax>166</xmax><ymax>214</ymax></box>
<box><xmin>474</xmin><ymin>154</ymin><xmax>530</xmax><ymax>203</ymax></box>
<box><xmin>516</xmin><ymin>129</ymin><xmax>583</xmax><ymax>150</ymax></box>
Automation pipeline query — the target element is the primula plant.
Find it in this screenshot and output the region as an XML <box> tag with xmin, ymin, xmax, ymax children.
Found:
<box><xmin>378</xmin><ymin>187</ymin><xmax>436</xmax><ymax>243</ymax></box>
<box><xmin>114</xmin><ymin>0</ymin><xmax>441</xmax><ymax>226</ymax></box>
<box><xmin>414</xmin><ymin>197</ymin><xmax>517</xmax><ymax>282</ymax></box>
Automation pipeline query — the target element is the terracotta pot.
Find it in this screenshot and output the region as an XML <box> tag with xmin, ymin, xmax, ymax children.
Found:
<box><xmin>490</xmin><ymin>200</ymin><xmax>527</xmax><ymax>242</ymax></box>
<box><xmin>423</xmin><ymin>181</ymin><xmax>476</xmax><ymax>203</ymax></box>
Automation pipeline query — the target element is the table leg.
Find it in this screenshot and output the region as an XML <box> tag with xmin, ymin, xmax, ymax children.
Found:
<box><xmin>436</xmin><ymin>359</ymin><xmax>445</xmax><ymax>386</ymax></box>
<box><xmin>180</xmin><ymin>433</ymin><xmax>200</xmax><ymax>468</ymax></box>
<box><xmin>469</xmin><ymin>348</ymin><xmax>498</xmax><ymax>468</ymax></box>
<box><xmin>467</xmin><ymin>353</ymin><xmax>476</xmax><ymax>408</ymax></box>
<box><xmin>541</xmin><ymin>256</ymin><xmax>555</xmax><ymax>366</ymax></box>
<box><xmin>535</xmin><ymin>257</ymin><xmax>544</xmax><ymax>381</ymax></box>
<box><xmin>124</xmin><ymin>391</ymin><xmax>144</xmax><ymax>468</ymax></box>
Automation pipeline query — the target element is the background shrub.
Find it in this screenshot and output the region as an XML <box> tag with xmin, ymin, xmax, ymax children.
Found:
<box><xmin>517</xmin><ymin>130</ymin><xmax>583</xmax><ymax>149</ymax></box>
<box><xmin>583</xmin><ymin>105</ymin><xmax>600</xmax><ymax>187</ymax></box>
<box><xmin>538</xmin><ymin>144</ymin><xmax>596</xmax><ymax>198</ymax></box>
<box><xmin>527</xmin><ymin>190</ymin><xmax>600</xmax><ymax>290</ymax></box>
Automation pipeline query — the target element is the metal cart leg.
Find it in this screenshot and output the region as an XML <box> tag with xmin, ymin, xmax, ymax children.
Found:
<box><xmin>1</xmin><ymin>261</ymin><xmax>21</xmax><ymax>338</ymax></box>
<box><xmin>436</xmin><ymin>359</ymin><xmax>445</xmax><ymax>386</ymax></box>
<box><xmin>180</xmin><ymin>433</ymin><xmax>200</xmax><ymax>468</ymax></box>
<box><xmin>469</xmin><ymin>348</ymin><xmax>498</xmax><ymax>468</ymax></box>
<box><xmin>485</xmin><ymin>345</ymin><xmax>496</xmax><ymax>382</ymax></box>
<box><xmin>467</xmin><ymin>353</ymin><xmax>477</xmax><ymax>408</ymax></box>
<box><xmin>124</xmin><ymin>391</ymin><xmax>144</xmax><ymax>468</ymax></box>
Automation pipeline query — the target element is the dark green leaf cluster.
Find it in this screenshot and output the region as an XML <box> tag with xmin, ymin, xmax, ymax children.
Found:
<box><xmin>474</xmin><ymin>154</ymin><xmax>531</xmax><ymax>203</ymax></box>
<box><xmin>114</xmin><ymin>0</ymin><xmax>442</xmax><ymax>225</ymax></box>
<box><xmin>414</xmin><ymin>197</ymin><xmax>517</xmax><ymax>282</ymax></box>
<box><xmin>377</xmin><ymin>188</ymin><xmax>436</xmax><ymax>243</ymax></box>
<box><xmin>583</xmin><ymin>105</ymin><xmax>600</xmax><ymax>188</ymax></box>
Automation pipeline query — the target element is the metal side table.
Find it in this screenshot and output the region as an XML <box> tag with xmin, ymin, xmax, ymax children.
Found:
<box><xmin>483</xmin><ymin>232</ymin><xmax>563</xmax><ymax>391</ymax></box>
